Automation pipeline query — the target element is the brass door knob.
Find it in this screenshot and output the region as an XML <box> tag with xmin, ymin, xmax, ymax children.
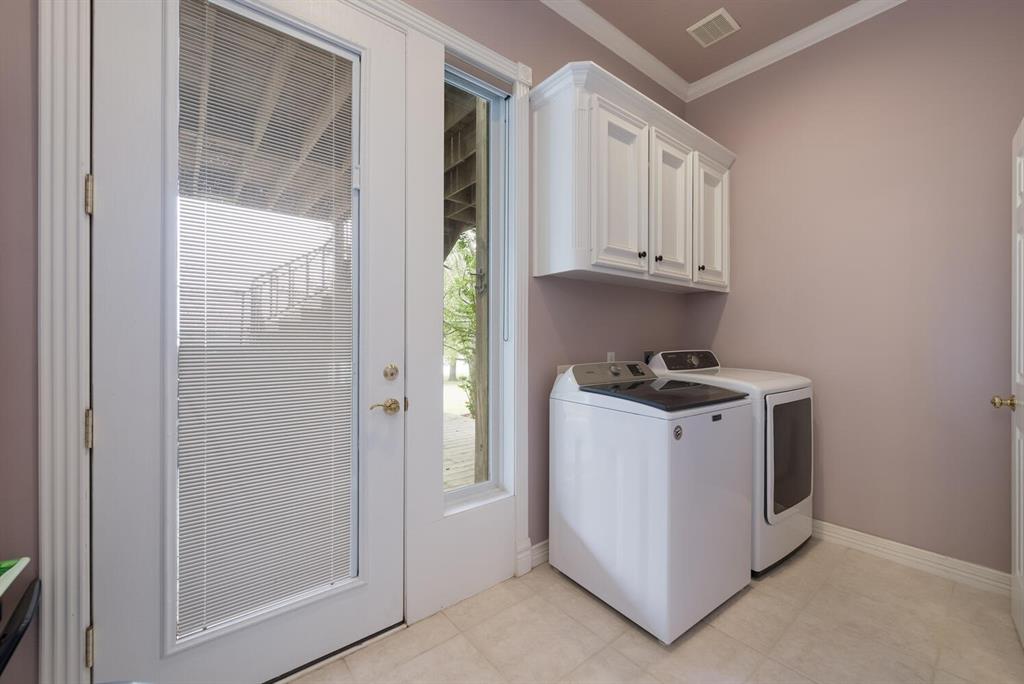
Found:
<box><xmin>991</xmin><ymin>395</ymin><xmax>1017</xmax><ymax>410</ymax></box>
<box><xmin>370</xmin><ymin>398</ymin><xmax>401</xmax><ymax>415</ymax></box>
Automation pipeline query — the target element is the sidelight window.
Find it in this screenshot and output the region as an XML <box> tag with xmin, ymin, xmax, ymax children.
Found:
<box><xmin>442</xmin><ymin>69</ymin><xmax>507</xmax><ymax>497</ymax></box>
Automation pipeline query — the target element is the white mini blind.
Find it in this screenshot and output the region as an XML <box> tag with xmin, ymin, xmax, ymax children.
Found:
<box><xmin>176</xmin><ymin>0</ymin><xmax>357</xmax><ymax>639</ymax></box>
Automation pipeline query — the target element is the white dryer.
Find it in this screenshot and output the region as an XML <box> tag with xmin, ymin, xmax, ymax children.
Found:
<box><xmin>648</xmin><ymin>351</ymin><xmax>813</xmax><ymax>572</ymax></box>
<box><xmin>549</xmin><ymin>361</ymin><xmax>753</xmax><ymax>644</ymax></box>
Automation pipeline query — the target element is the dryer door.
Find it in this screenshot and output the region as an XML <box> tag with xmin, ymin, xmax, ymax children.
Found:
<box><xmin>765</xmin><ymin>387</ymin><xmax>813</xmax><ymax>524</ymax></box>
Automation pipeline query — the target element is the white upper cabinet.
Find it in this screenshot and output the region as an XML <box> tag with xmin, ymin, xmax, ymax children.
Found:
<box><xmin>694</xmin><ymin>153</ymin><xmax>729</xmax><ymax>289</ymax></box>
<box><xmin>649</xmin><ymin>128</ymin><xmax>694</xmax><ymax>283</ymax></box>
<box><xmin>591</xmin><ymin>96</ymin><xmax>649</xmax><ymax>272</ymax></box>
<box><xmin>532</xmin><ymin>62</ymin><xmax>734</xmax><ymax>293</ymax></box>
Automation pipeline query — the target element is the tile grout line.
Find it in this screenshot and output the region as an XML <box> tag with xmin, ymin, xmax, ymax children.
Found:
<box><xmin>521</xmin><ymin>567</ymin><xmax>642</xmax><ymax>680</ymax></box>
<box><xmin>290</xmin><ymin>546</ymin><xmax>1023</xmax><ymax>684</ymax></box>
<box><xmin>745</xmin><ymin>546</ymin><xmax>851</xmax><ymax>684</ymax></box>
<box><xmin>441</xmin><ymin>572</ymin><xmax>537</xmax><ymax>632</ymax></box>
<box><xmin>773</xmin><ymin>545</ymin><xmax>954</xmax><ymax>683</ymax></box>
<box><xmin>449</xmin><ymin>569</ymin><xmax>568</xmax><ymax>683</ymax></box>
<box><xmin>406</xmin><ymin>629</ymin><xmax>503</xmax><ymax>682</ymax></box>
<box><xmin>711</xmin><ymin>546</ymin><xmax>854</xmax><ymax>663</ymax></box>
<box><xmin>822</xmin><ymin>546</ymin><xmax>956</xmax><ymax>671</ymax></box>
<box><xmin>344</xmin><ymin>614</ymin><xmax>463</xmax><ymax>683</ymax></box>
<box><xmin>281</xmin><ymin>623</ymin><xmax>408</xmax><ymax>683</ymax></box>
<box><xmin>530</xmin><ymin>565</ymin><xmax>634</xmax><ymax>649</ymax></box>
<box><xmin>458</xmin><ymin>620</ymin><xmax>512</xmax><ymax>683</ymax></box>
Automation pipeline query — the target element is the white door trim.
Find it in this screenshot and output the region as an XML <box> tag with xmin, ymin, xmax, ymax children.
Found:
<box><xmin>37</xmin><ymin>0</ymin><xmax>92</xmax><ymax>682</ymax></box>
<box><xmin>510</xmin><ymin>75</ymin><xmax>532</xmax><ymax>576</ymax></box>
<box><xmin>39</xmin><ymin>0</ymin><xmax>531</xmax><ymax>678</ymax></box>
<box><xmin>1011</xmin><ymin>116</ymin><xmax>1024</xmax><ymax>643</ymax></box>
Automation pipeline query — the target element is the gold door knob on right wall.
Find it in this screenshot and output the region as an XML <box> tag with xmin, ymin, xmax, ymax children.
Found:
<box><xmin>991</xmin><ymin>395</ymin><xmax>1017</xmax><ymax>410</ymax></box>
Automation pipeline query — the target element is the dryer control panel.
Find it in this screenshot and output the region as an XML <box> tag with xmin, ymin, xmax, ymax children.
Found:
<box><xmin>658</xmin><ymin>350</ymin><xmax>720</xmax><ymax>371</ymax></box>
<box><xmin>571</xmin><ymin>361</ymin><xmax>656</xmax><ymax>386</ymax></box>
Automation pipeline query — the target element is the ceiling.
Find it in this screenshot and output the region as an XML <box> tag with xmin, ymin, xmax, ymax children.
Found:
<box><xmin>580</xmin><ymin>0</ymin><xmax>858</xmax><ymax>82</ymax></box>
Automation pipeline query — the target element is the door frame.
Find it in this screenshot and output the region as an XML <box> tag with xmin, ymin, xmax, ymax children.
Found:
<box><xmin>38</xmin><ymin>0</ymin><xmax>92</xmax><ymax>681</ymax></box>
<box><xmin>37</xmin><ymin>0</ymin><xmax>531</xmax><ymax>680</ymax></box>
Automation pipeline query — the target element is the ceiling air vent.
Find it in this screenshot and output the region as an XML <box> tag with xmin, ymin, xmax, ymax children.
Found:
<box><xmin>687</xmin><ymin>8</ymin><xmax>741</xmax><ymax>48</ymax></box>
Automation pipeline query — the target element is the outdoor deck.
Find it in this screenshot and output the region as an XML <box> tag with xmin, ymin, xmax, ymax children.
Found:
<box><xmin>443</xmin><ymin>413</ymin><xmax>477</xmax><ymax>490</ymax></box>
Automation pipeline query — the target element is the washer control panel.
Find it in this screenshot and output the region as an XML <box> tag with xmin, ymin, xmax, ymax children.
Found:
<box><xmin>571</xmin><ymin>361</ymin><xmax>656</xmax><ymax>386</ymax></box>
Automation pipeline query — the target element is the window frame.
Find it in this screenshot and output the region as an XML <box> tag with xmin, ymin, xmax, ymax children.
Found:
<box><xmin>442</xmin><ymin>65</ymin><xmax>511</xmax><ymax>508</ymax></box>
<box><xmin>170</xmin><ymin>0</ymin><xmax>370</xmax><ymax>652</ymax></box>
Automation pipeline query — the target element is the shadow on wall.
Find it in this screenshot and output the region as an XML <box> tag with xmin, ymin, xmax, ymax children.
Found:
<box><xmin>680</xmin><ymin>292</ymin><xmax>727</xmax><ymax>350</ymax></box>
<box><xmin>680</xmin><ymin>291</ymin><xmax>834</xmax><ymax>526</ymax></box>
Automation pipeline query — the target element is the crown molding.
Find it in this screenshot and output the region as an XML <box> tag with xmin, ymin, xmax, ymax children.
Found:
<box><xmin>686</xmin><ymin>0</ymin><xmax>906</xmax><ymax>100</ymax></box>
<box><xmin>538</xmin><ymin>0</ymin><xmax>689</xmax><ymax>102</ymax></box>
<box><xmin>540</xmin><ymin>0</ymin><xmax>906</xmax><ymax>103</ymax></box>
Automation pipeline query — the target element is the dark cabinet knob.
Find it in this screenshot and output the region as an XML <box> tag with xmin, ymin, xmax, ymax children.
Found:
<box><xmin>655</xmin><ymin>255</ymin><xmax>663</xmax><ymax>262</ymax></box>
<box><xmin>698</xmin><ymin>265</ymin><xmax>706</xmax><ymax>271</ymax></box>
<box><xmin>638</xmin><ymin>251</ymin><xmax>647</xmax><ymax>258</ymax></box>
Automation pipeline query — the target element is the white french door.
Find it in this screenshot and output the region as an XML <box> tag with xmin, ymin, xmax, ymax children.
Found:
<box><xmin>92</xmin><ymin>0</ymin><xmax>405</xmax><ymax>681</ymax></box>
<box><xmin>1012</xmin><ymin>115</ymin><xmax>1024</xmax><ymax>646</ymax></box>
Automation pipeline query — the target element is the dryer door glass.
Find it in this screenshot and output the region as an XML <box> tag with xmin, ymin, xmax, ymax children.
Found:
<box><xmin>768</xmin><ymin>395</ymin><xmax>812</xmax><ymax>519</ymax></box>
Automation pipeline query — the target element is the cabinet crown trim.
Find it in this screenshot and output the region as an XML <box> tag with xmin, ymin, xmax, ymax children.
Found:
<box><xmin>531</xmin><ymin>61</ymin><xmax>735</xmax><ymax>168</ymax></box>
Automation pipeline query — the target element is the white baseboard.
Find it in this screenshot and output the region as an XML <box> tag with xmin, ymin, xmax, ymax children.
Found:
<box><xmin>516</xmin><ymin>545</ymin><xmax>534</xmax><ymax>577</ymax></box>
<box><xmin>812</xmin><ymin>520</ymin><xmax>1010</xmax><ymax>595</ymax></box>
<box><xmin>532</xmin><ymin>523</ymin><xmax>1010</xmax><ymax>594</ymax></box>
<box><xmin>531</xmin><ymin>540</ymin><xmax>549</xmax><ymax>568</ymax></box>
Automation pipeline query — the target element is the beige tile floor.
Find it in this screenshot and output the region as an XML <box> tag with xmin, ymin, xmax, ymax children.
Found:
<box><xmin>291</xmin><ymin>540</ymin><xmax>1024</xmax><ymax>684</ymax></box>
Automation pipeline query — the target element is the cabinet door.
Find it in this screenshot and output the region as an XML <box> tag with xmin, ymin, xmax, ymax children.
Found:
<box><xmin>694</xmin><ymin>152</ymin><xmax>729</xmax><ymax>288</ymax></box>
<box><xmin>649</xmin><ymin>129</ymin><xmax>693</xmax><ymax>282</ymax></box>
<box><xmin>591</xmin><ymin>95</ymin><xmax>648</xmax><ymax>272</ymax></box>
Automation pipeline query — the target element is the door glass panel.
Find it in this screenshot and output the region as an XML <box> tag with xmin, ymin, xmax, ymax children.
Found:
<box><xmin>177</xmin><ymin>0</ymin><xmax>356</xmax><ymax>639</ymax></box>
<box><xmin>771</xmin><ymin>398</ymin><xmax>812</xmax><ymax>515</ymax></box>
<box><xmin>442</xmin><ymin>81</ymin><xmax>489</xmax><ymax>491</ymax></box>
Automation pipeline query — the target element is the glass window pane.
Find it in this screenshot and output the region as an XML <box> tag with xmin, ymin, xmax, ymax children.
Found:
<box><xmin>177</xmin><ymin>0</ymin><xmax>356</xmax><ymax>639</ymax></box>
<box><xmin>442</xmin><ymin>81</ymin><xmax>489</xmax><ymax>492</ymax></box>
<box><xmin>771</xmin><ymin>398</ymin><xmax>812</xmax><ymax>515</ymax></box>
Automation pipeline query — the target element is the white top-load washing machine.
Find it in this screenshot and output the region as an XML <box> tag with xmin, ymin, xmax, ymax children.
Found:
<box><xmin>648</xmin><ymin>350</ymin><xmax>813</xmax><ymax>572</ymax></box>
<box><xmin>549</xmin><ymin>361</ymin><xmax>753</xmax><ymax>644</ymax></box>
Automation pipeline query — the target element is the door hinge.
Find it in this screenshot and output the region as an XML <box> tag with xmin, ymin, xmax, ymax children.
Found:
<box><xmin>84</xmin><ymin>408</ymin><xmax>94</xmax><ymax>449</ymax></box>
<box><xmin>85</xmin><ymin>624</ymin><xmax>95</xmax><ymax>669</ymax></box>
<box><xmin>351</xmin><ymin>165</ymin><xmax>361</xmax><ymax>191</ymax></box>
<box><xmin>84</xmin><ymin>174</ymin><xmax>94</xmax><ymax>216</ymax></box>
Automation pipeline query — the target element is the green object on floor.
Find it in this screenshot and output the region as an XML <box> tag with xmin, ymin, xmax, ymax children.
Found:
<box><xmin>0</xmin><ymin>557</ymin><xmax>29</xmax><ymax>600</ymax></box>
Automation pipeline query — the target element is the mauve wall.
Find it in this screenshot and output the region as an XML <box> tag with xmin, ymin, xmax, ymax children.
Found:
<box><xmin>683</xmin><ymin>0</ymin><xmax>1024</xmax><ymax>572</ymax></box>
<box><xmin>0</xmin><ymin>0</ymin><xmax>38</xmax><ymax>681</ymax></box>
<box><xmin>4</xmin><ymin>5</ymin><xmax>1019</xmax><ymax>681</ymax></box>
<box><xmin>411</xmin><ymin>0</ymin><xmax>691</xmax><ymax>545</ymax></box>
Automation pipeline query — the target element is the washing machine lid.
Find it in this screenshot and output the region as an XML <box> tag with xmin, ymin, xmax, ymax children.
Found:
<box><xmin>580</xmin><ymin>377</ymin><xmax>748</xmax><ymax>412</ymax></box>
